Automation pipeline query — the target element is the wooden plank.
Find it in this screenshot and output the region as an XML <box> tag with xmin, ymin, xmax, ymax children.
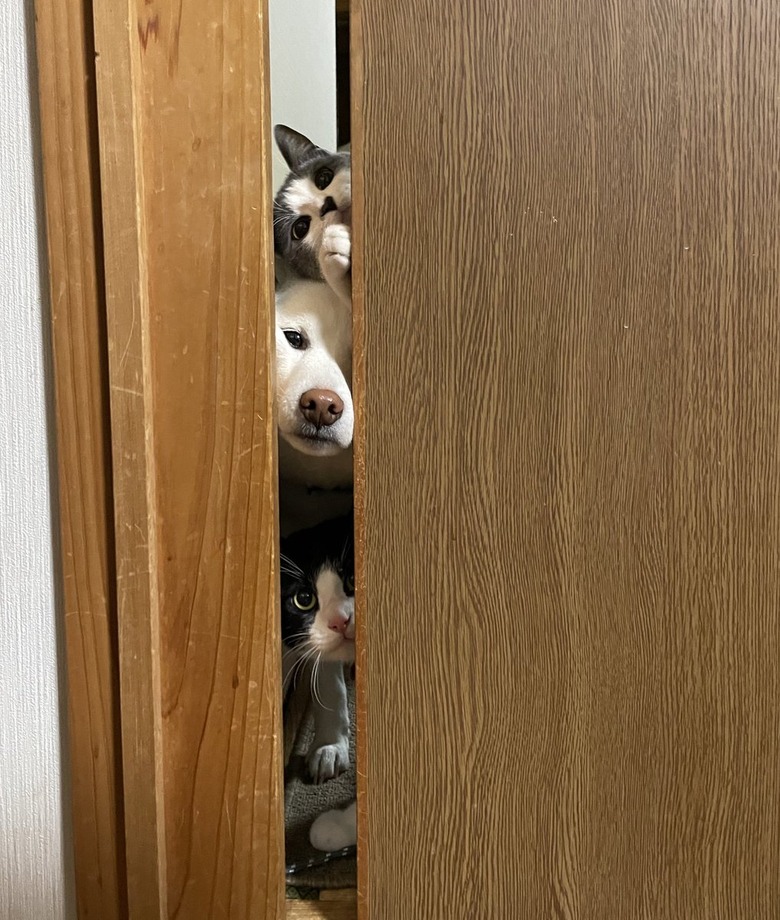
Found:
<box><xmin>286</xmin><ymin>901</ymin><xmax>356</xmax><ymax>920</ymax></box>
<box><xmin>355</xmin><ymin>0</ymin><xmax>780</xmax><ymax>917</ymax></box>
<box><xmin>91</xmin><ymin>0</ymin><xmax>284</xmax><ymax>917</ymax></box>
<box><xmin>90</xmin><ymin>0</ymin><xmax>166</xmax><ymax>913</ymax></box>
<box><xmin>32</xmin><ymin>0</ymin><xmax>127</xmax><ymax>917</ymax></box>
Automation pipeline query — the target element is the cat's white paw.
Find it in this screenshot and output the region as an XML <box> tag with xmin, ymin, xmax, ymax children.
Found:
<box><xmin>321</xmin><ymin>222</ymin><xmax>351</xmax><ymax>270</ymax></box>
<box><xmin>319</xmin><ymin>222</ymin><xmax>352</xmax><ymax>295</ymax></box>
<box><xmin>309</xmin><ymin>801</ymin><xmax>357</xmax><ymax>851</ymax></box>
<box><xmin>307</xmin><ymin>739</ymin><xmax>349</xmax><ymax>784</ymax></box>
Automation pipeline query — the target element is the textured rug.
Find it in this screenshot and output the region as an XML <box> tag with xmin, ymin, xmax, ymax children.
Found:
<box><xmin>284</xmin><ymin>665</ymin><xmax>357</xmax><ymax>891</ymax></box>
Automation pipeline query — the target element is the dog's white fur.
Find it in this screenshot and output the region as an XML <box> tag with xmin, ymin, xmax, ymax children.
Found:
<box><xmin>276</xmin><ymin>279</ymin><xmax>353</xmax><ymax>536</ymax></box>
<box><xmin>276</xmin><ymin>278</ymin><xmax>353</xmax><ymax>456</ymax></box>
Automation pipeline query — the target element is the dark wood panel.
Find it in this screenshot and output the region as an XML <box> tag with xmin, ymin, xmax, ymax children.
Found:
<box><xmin>354</xmin><ymin>0</ymin><xmax>780</xmax><ymax>916</ymax></box>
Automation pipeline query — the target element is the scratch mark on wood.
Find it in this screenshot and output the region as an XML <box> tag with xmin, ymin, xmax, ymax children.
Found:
<box><xmin>138</xmin><ymin>15</ymin><xmax>159</xmax><ymax>52</ymax></box>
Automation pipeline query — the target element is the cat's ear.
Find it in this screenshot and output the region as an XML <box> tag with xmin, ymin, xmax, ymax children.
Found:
<box><xmin>274</xmin><ymin>125</ymin><xmax>320</xmax><ymax>171</ymax></box>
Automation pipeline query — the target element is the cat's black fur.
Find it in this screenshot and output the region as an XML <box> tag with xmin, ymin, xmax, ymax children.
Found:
<box><xmin>280</xmin><ymin>513</ymin><xmax>354</xmax><ymax>651</ymax></box>
<box><xmin>273</xmin><ymin>125</ymin><xmax>351</xmax><ymax>282</ymax></box>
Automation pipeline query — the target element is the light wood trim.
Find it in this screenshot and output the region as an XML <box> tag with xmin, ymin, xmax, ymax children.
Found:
<box><xmin>91</xmin><ymin>0</ymin><xmax>284</xmax><ymax>917</ymax></box>
<box><xmin>286</xmin><ymin>902</ymin><xmax>356</xmax><ymax>920</ymax></box>
<box><xmin>32</xmin><ymin>0</ymin><xmax>127</xmax><ymax>916</ymax></box>
<box><xmin>90</xmin><ymin>1</ymin><xmax>166</xmax><ymax>914</ymax></box>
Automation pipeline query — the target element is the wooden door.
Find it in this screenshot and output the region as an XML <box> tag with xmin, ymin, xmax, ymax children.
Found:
<box><xmin>354</xmin><ymin>0</ymin><xmax>780</xmax><ymax>917</ymax></box>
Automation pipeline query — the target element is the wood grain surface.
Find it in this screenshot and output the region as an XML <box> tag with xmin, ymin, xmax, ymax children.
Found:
<box><xmin>353</xmin><ymin>1</ymin><xmax>780</xmax><ymax>917</ymax></box>
<box><xmin>32</xmin><ymin>1</ymin><xmax>127</xmax><ymax>916</ymax></box>
<box><xmin>92</xmin><ymin>0</ymin><xmax>283</xmax><ymax>917</ymax></box>
<box><xmin>286</xmin><ymin>901</ymin><xmax>355</xmax><ymax>920</ymax></box>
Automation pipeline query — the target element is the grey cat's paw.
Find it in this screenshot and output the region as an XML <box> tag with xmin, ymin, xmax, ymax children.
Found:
<box><xmin>319</xmin><ymin>223</ymin><xmax>352</xmax><ymax>299</ymax></box>
<box><xmin>308</xmin><ymin>739</ymin><xmax>350</xmax><ymax>784</ymax></box>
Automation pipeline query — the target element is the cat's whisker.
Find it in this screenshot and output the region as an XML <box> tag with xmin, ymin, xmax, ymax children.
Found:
<box><xmin>280</xmin><ymin>555</ymin><xmax>304</xmax><ymax>577</ymax></box>
<box><xmin>288</xmin><ymin>641</ymin><xmax>316</xmax><ymax>667</ymax></box>
<box><xmin>282</xmin><ymin>632</ymin><xmax>315</xmax><ymax>658</ymax></box>
<box><xmin>310</xmin><ymin>653</ymin><xmax>326</xmax><ymax>711</ymax></box>
<box><xmin>284</xmin><ymin>643</ymin><xmax>320</xmax><ymax>692</ymax></box>
<box><xmin>284</xmin><ymin>650</ymin><xmax>312</xmax><ymax>692</ymax></box>
<box><xmin>282</xmin><ymin>631</ymin><xmax>312</xmax><ymax>649</ymax></box>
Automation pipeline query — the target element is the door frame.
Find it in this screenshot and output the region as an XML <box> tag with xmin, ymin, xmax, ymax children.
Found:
<box><xmin>33</xmin><ymin>0</ymin><xmax>288</xmax><ymax>916</ymax></box>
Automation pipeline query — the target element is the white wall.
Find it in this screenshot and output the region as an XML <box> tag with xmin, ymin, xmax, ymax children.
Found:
<box><xmin>0</xmin><ymin>2</ymin><xmax>74</xmax><ymax>918</ymax></box>
<box><xmin>268</xmin><ymin>0</ymin><xmax>337</xmax><ymax>191</ymax></box>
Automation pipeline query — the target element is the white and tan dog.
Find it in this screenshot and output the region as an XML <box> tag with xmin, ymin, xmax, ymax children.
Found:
<box><xmin>275</xmin><ymin>277</ymin><xmax>353</xmax><ymax>536</ymax></box>
<box><xmin>276</xmin><ymin>279</ymin><xmax>354</xmax><ymax>785</ymax></box>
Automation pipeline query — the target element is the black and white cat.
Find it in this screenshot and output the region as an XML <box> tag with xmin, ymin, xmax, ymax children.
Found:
<box><xmin>273</xmin><ymin>125</ymin><xmax>352</xmax><ymax>304</ymax></box>
<box><xmin>281</xmin><ymin>513</ymin><xmax>355</xmax><ymax>784</ymax></box>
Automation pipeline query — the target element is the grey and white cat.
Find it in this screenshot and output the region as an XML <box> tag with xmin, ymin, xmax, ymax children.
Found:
<box><xmin>273</xmin><ymin>125</ymin><xmax>352</xmax><ymax>304</ymax></box>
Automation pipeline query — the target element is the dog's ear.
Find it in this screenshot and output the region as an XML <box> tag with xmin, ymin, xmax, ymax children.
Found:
<box><xmin>274</xmin><ymin>125</ymin><xmax>321</xmax><ymax>171</ymax></box>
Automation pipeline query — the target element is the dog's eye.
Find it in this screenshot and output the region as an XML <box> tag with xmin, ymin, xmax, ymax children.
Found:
<box><xmin>291</xmin><ymin>216</ymin><xmax>310</xmax><ymax>240</ymax></box>
<box><xmin>283</xmin><ymin>330</ymin><xmax>306</xmax><ymax>350</ymax></box>
<box><xmin>315</xmin><ymin>168</ymin><xmax>334</xmax><ymax>190</ymax></box>
<box><xmin>293</xmin><ymin>590</ymin><xmax>317</xmax><ymax>612</ymax></box>
<box><xmin>344</xmin><ymin>574</ymin><xmax>355</xmax><ymax>596</ymax></box>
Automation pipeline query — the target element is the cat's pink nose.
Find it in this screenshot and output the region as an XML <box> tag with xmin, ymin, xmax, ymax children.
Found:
<box><xmin>329</xmin><ymin>614</ymin><xmax>351</xmax><ymax>635</ymax></box>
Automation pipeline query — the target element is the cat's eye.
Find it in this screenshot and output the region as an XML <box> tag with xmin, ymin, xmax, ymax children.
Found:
<box><xmin>345</xmin><ymin>575</ymin><xmax>355</xmax><ymax>595</ymax></box>
<box><xmin>283</xmin><ymin>329</ymin><xmax>307</xmax><ymax>350</ymax></box>
<box><xmin>291</xmin><ymin>216</ymin><xmax>311</xmax><ymax>240</ymax></box>
<box><xmin>293</xmin><ymin>590</ymin><xmax>317</xmax><ymax>612</ymax></box>
<box><xmin>315</xmin><ymin>167</ymin><xmax>334</xmax><ymax>190</ymax></box>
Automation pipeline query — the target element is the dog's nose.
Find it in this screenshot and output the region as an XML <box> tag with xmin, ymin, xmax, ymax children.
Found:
<box><xmin>320</xmin><ymin>196</ymin><xmax>338</xmax><ymax>218</ymax></box>
<box><xmin>299</xmin><ymin>389</ymin><xmax>343</xmax><ymax>428</ymax></box>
